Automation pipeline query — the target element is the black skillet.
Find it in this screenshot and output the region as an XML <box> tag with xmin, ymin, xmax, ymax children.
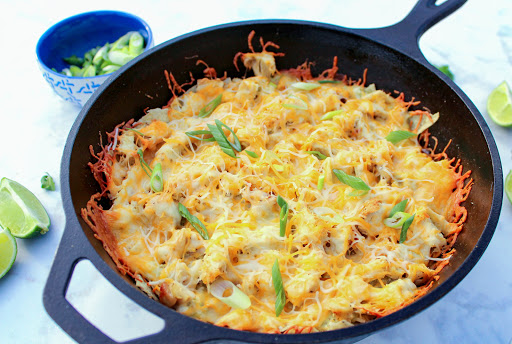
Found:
<box><xmin>43</xmin><ymin>0</ymin><xmax>503</xmax><ymax>343</ymax></box>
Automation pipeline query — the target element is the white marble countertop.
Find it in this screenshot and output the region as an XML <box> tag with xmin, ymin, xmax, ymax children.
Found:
<box><xmin>1</xmin><ymin>0</ymin><xmax>511</xmax><ymax>343</ymax></box>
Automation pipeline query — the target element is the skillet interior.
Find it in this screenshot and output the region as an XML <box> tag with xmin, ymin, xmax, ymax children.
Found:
<box><xmin>66</xmin><ymin>21</ymin><xmax>498</xmax><ymax>341</ymax></box>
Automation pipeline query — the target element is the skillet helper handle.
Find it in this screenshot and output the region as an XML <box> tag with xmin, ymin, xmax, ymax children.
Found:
<box><xmin>43</xmin><ymin>226</ymin><xmax>118</xmax><ymax>344</ymax></box>
<box><xmin>358</xmin><ymin>0</ymin><xmax>467</xmax><ymax>62</ymax></box>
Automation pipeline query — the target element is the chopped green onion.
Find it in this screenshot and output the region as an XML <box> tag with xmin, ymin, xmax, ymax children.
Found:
<box><xmin>150</xmin><ymin>163</ymin><xmax>163</xmax><ymax>192</ymax></box>
<box><xmin>272</xmin><ymin>259</ymin><xmax>286</xmax><ymax>317</ymax></box>
<box><xmin>178</xmin><ymin>203</ymin><xmax>209</xmax><ymax>240</ymax></box>
<box><xmin>277</xmin><ymin>196</ymin><xmax>289</xmax><ymax>237</ymax></box>
<box><xmin>269</xmin><ymin>82</ymin><xmax>277</xmax><ymax>88</ymax></box>
<box><xmin>384</xmin><ymin>211</ymin><xmax>412</xmax><ymax>229</ymax></box>
<box><xmin>128</xmin><ymin>32</ymin><xmax>144</xmax><ymax>55</ymax></box>
<box><xmin>332</xmin><ymin>169</ymin><xmax>371</xmax><ymax>191</ymax></box>
<box><xmin>348</xmin><ymin>190</ymin><xmax>368</xmax><ymax>197</ymax></box>
<box><xmin>305</xmin><ymin>151</ymin><xmax>327</xmax><ymax>160</ymax></box>
<box><xmin>101</xmin><ymin>65</ymin><xmax>121</xmax><ymax>74</ymax></box>
<box><xmin>282</xmin><ymin>96</ymin><xmax>308</xmax><ymax>110</ymax></box>
<box><xmin>436</xmin><ymin>65</ymin><xmax>454</xmax><ymax>80</ymax></box>
<box><xmin>210</xmin><ymin>279</ymin><xmax>251</xmax><ymax>309</ymax></box>
<box><xmin>215</xmin><ymin>119</ymin><xmax>241</xmax><ymax>152</ymax></box>
<box><xmin>321</xmin><ymin>109</ymin><xmax>344</xmax><ymax>120</ymax></box>
<box><xmin>128</xmin><ymin>128</ymin><xmax>146</xmax><ymax>136</ymax></box>
<box><xmin>108</xmin><ymin>50</ymin><xmax>136</xmax><ymax>66</ymax></box>
<box><xmin>82</xmin><ymin>65</ymin><xmax>97</xmax><ymax>77</ymax></box>
<box><xmin>389</xmin><ymin>199</ymin><xmax>408</xmax><ymax>218</ymax></box>
<box><xmin>63</xmin><ymin>55</ymin><xmax>84</xmax><ymax>66</ymax></box>
<box><xmin>185</xmin><ymin>130</ymin><xmax>216</xmax><ymax>142</ymax></box>
<box><xmin>137</xmin><ymin>149</ymin><xmax>152</xmax><ymax>177</ymax></box>
<box><xmin>400</xmin><ymin>213</ymin><xmax>415</xmax><ymax>243</ymax></box>
<box><xmin>318</xmin><ymin>80</ymin><xmax>341</xmax><ymax>84</ymax></box>
<box><xmin>41</xmin><ymin>173</ymin><xmax>55</xmax><ymax>191</ymax></box>
<box><xmin>92</xmin><ymin>45</ymin><xmax>109</xmax><ymax>65</ymax></box>
<box><xmin>385</xmin><ymin>130</ymin><xmax>416</xmax><ymax>144</ymax></box>
<box><xmin>207</xmin><ymin>123</ymin><xmax>236</xmax><ymax>158</ymax></box>
<box><xmin>198</xmin><ymin>94</ymin><xmax>223</xmax><ymax>118</ymax></box>
<box><xmin>317</xmin><ymin>175</ymin><xmax>325</xmax><ymax>191</ymax></box>
<box><xmin>245</xmin><ymin>150</ymin><xmax>258</xmax><ymax>158</ymax></box>
<box><xmin>69</xmin><ymin>65</ymin><xmax>83</xmax><ymax>77</ymax></box>
<box><xmin>291</xmin><ymin>82</ymin><xmax>321</xmax><ymax>91</ymax></box>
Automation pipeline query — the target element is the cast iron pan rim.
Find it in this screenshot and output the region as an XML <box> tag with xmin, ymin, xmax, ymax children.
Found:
<box><xmin>60</xmin><ymin>17</ymin><xmax>503</xmax><ymax>343</ymax></box>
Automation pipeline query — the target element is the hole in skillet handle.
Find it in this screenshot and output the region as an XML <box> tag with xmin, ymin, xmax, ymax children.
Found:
<box><xmin>65</xmin><ymin>260</ymin><xmax>164</xmax><ymax>342</ymax></box>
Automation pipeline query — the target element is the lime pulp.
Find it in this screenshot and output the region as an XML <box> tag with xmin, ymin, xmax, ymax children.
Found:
<box><xmin>0</xmin><ymin>227</ymin><xmax>17</xmax><ymax>279</ymax></box>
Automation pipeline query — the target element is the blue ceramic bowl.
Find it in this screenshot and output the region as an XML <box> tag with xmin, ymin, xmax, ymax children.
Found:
<box><xmin>36</xmin><ymin>11</ymin><xmax>153</xmax><ymax>107</ymax></box>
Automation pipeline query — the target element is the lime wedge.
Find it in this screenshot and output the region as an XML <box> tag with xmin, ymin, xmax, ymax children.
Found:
<box><xmin>487</xmin><ymin>81</ymin><xmax>512</xmax><ymax>127</ymax></box>
<box><xmin>0</xmin><ymin>227</ymin><xmax>17</xmax><ymax>279</ymax></box>
<box><xmin>506</xmin><ymin>170</ymin><xmax>512</xmax><ymax>205</ymax></box>
<box><xmin>0</xmin><ymin>178</ymin><xmax>50</xmax><ymax>238</ymax></box>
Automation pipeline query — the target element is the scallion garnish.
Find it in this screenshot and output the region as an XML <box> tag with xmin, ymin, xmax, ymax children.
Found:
<box><xmin>318</xmin><ymin>80</ymin><xmax>341</xmax><ymax>84</ymax></box>
<box><xmin>272</xmin><ymin>259</ymin><xmax>286</xmax><ymax>317</ymax></box>
<box><xmin>389</xmin><ymin>199</ymin><xmax>408</xmax><ymax>218</ymax></box>
<box><xmin>320</xmin><ymin>109</ymin><xmax>344</xmax><ymax>120</ymax></box>
<box><xmin>291</xmin><ymin>82</ymin><xmax>321</xmax><ymax>91</ymax></box>
<box><xmin>210</xmin><ymin>279</ymin><xmax>251</xmax><ymax>309</ymax></box>
<box><xmin>269</xmin><ymin>82</ymin><xmax>277</xmax><ymax>88</ymax></box>
<box><xmin>332</xmin><ymin>169</ymin><xmax>371</xmax><ymax>192</ymax></box>
<box><xmin>399</xmin><ymin>213</ymin><xmax>415</xmax><ymax>243</ymax></box>
<box><xmin>207</xmin><ymin>120</ymin><xmax>241</xmax><ymax>158</ymax></box>
<box><xmin>305</xmin><ymin>151</ymin><xmax>327</xmax><ymax>160</ymax></box>
<box><xmin>41</xmin><ymin>173</ymin><xmax>55</xmax><ymax>191</ymax></box>
<box><xmin>383</xmin><ymin>211</ymin><xmax>412</xmax><ymax>228</ymax></box>
<box><xmin>198</xmin><ymin>94</ymin><xmax>223</xmax><ymax>118</ymax></box>
<box><xmin>137</xmin><ymin>149</ymin><xmax>152</xmax><ymax>177</ymax></box>
<box><xmin>178</xmin><ymin>203</ymin><xmax>209</xmax><ymax>240</ymax></box>
<box><xmin>347</xmin><ymin>189</ymin><xmax>369</xmax><ymax>197</ymax></box>
<box><xmin>385</xmin><ymin>130</ymin><xmax>416</xmax><ymax>144</ymax></box>
<box><xmin>317</xmin><ymin>175</ymin><xmax>325</xmax><ymax>191</ymax></box>
<box><xmin>245</xmin><ymin>150</ymin><xmax>258</xmax><ymax>158</ymax></box>
<box><xmin>150</xmin><ymin>163</ymin><xmax>163</xmax><ymax>192</ymax></box>
<box><xmin>185</xmin><ymin>130</ymin><xmax>216</xmax><ymax>142</ymax></box>
<box><xmin>282</xmin><ymin>95</ymin><xmax>308</xmax><ymax>110</ymax></box>
<box><xmin>128</xmin><ymin>128</ymin><xmax>146</xmax><ymax>136</ymax></box>
<box><xmin>277</xmin><ymin>196</ymin><xmax>289</xmax><ymax>237</ymax></box>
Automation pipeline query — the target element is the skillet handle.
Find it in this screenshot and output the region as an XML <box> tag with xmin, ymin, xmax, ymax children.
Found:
<box><xmin>356</xmin><ymin>0</ymin><xmax>467</xmax><ymax>62</ymax></box>
<box><xmin>43</xmin><ymin>226</ymin><xmax>120</xmax><ymax>344</ymax></box>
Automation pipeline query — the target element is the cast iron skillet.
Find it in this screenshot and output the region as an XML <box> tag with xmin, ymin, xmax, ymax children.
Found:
<box><xmin>44</xmin><ymin>0</ymin><xmax>503</xmax><ymax>343</ymax></box>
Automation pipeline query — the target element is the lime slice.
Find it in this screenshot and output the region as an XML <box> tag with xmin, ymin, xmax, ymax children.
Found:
<box><xmin>487</xmin><ymin>81</ymin><xmax>512</xmax><ymax>127</ymax></box>
<box><xmin>0</xmin><ymin>227</ymin><xmax>17</xmax><ymax>279</ymax></box>
<box><xmin>506</xmin><ymin>170</ymin><xmax>512</xmax><ymax>205</ymax></box>
<box><xmin>0</xmin><ymin>178</ymin><xmax>50</xmax><ymax>238</ymax></box>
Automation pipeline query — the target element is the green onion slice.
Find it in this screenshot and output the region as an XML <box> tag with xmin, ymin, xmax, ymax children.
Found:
<box><xmin>210</xmin><ymin>279</ymin><xmax>251</xmax><ymax>309</ymax></box>
<box><xmin>207</xmin><ymin>123</ymin><xmax>236</xmax><ymax>158</ymax></box>
<box><xmin>41</xmin><ymin>173</ymin><xmax>55</xmax><ymax>191</ymax></box>
<box><xmin>321</xmin><ymin>109</ymin><xmax>344</xmax><ymax>120</ymax></box>
<box><xmin>245</xmin><ymin>150</ymin><xmax>258</xmax><ymax>158</ymax></box>
<box><xmin>215</xmin><ymin>119</ymin><xmax>241</xmax><ymax>152</ymax></box>
<box><xmin>291</xmin><ymin>82</ymin><xmax>321</xmax><ymax>91</ymax></box>
<box><xmin>277</xmin><ymin>196</ymin><xmax>289</xmax><ymax>237</ymax></box>
<box><xmin>185</xmin><ymin>130</ymin><xmax>216</xmax><ymax>142</ymax></box>
<box><xmin>399</xmin><ymin>213</ymin><xmax>416</xmax><ymax>243</ymax></box>
<box><xmin>272</xmin><ymin>259</ymin><xmax>286</xmax><ymax>317</ymax></box>
<box><xmin>389</xmin><ymin>199</ymin><xmax>408</xmax><ymax>218</ymax></box>
<box><xmin>332</xmin><ymin>169</ymin><xmax>371</xmax><ymax>191</ymax></box>
<box><xmin>272</xmin><ymin>164</ymin><xmax>285</xmax><ymax>172</ymax></box>
<box><xmin>269</xmin><ymin>82</ymin><xmax>277</xmax><ymax>88</ymax></box>
<box><xmin>282</xmin><ymin>95</ymin><xmax>308</xmax><ymax>110</ymax></box>
<box><xmin>317</xmin><ymin>175</ymin><xmax>325</xmax><ymax>191</ymax></box>
<box><xmin>137</xmin><ymin>149</ymin><xmax>152</xmax><ymax>177</ymax></box>
<box><xmin>384</xmin><ymin>211</ymin><xmax>412</xmax><ymax>229</ymax></box>
<box><xmin>305</xmin><ymin>151</ymin><xmax>327</xmax><ymax>160</ymax></box>
<box><xmin>128</xmin><ymin>128</ymin><xmax>146</xmax><ymax>136</ymax></box>
<box><xmin>318</xmin><ymin>80</ymin><xmax>341</xmax><ymax>84</ymax></box>
<box><xmin>348</xmin><ymin>190</ymin><xmax>368</xmax><ymax>197</ymax></box>
<box><xmin>198</xmin><ymin>94</ymin><xmax>223</xmax><ymax>118</ymax></box>
<box><xmin>178</xmin><ymin>203</ymin><xmax>209</xmax><ymax>240</ymax></box>
<box><xmin>150</xmin><ymin>163</ymin><xmax>163</xmax><ymax>192</ymax></box>
<box><xmin>385</xmin><ymin>130</ymin><xmax>416</xmax><ymax>144</ymax></box>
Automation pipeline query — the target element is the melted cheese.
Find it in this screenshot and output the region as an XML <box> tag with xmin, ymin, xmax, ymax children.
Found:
<box><xmin>100</xmin><ymin>53</ymin><xmax>463</xmax><ymax>333</ymax></box>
